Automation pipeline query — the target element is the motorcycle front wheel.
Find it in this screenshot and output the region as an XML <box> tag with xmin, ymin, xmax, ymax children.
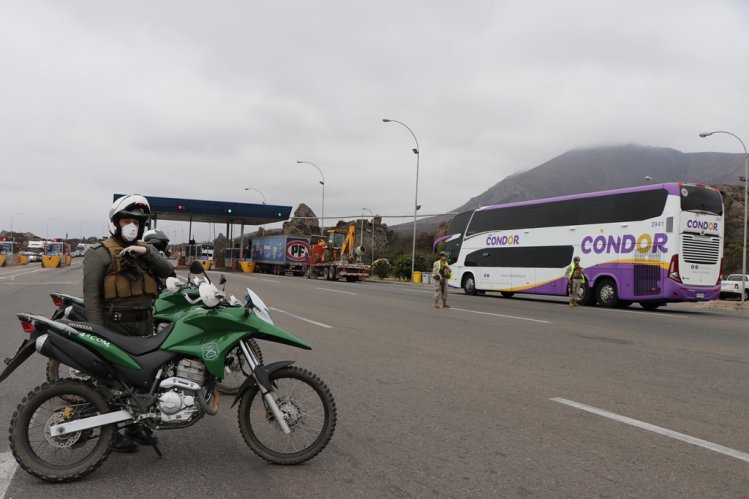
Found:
<box><xmin>216</xmin><ymin>338</ymin><xmax>263</xmax><ymax>395</ymax></box>
<box><xmin>238</xmin><ymin>366</ymin><xmax>336</xmax><ymax>465</ymax></box>
<box><xmin>9</xmin><ymin>380</ymin><xmax>115</xmax><ymax>482</ymax></box>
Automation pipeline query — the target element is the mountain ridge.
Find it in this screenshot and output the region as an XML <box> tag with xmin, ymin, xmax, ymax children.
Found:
<box><xmin>399</xmin><ymin>144</ymin><xmax>746</xmax><ymax>234</ymax></box>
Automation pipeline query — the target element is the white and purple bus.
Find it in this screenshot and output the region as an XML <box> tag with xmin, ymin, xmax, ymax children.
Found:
<box><xmin>438</xmin><ymin>183</ymin><xmax>723</xmax><ymax>309</ymax></box>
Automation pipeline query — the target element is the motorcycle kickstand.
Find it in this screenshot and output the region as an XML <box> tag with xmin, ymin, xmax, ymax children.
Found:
<box><xmin>141</xmin><ymin>428</ymin><xmax>163</xmax><ymax>458</ymax></box>
<box><xmin>150</xmin><ymin>441</ymin><xmax>163</xmax><ymax>458</ymax></box>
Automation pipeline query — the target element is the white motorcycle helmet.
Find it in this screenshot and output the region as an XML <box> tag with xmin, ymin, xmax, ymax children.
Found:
<box><xmin>108</xmin><ymin>195</ymin><xmax>151</xmax><ymax>242</ymax></box>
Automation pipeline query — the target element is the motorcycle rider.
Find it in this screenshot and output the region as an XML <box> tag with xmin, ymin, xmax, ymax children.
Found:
<box><xmin>143</xmin><ymin>228</ymin><xmax>172</xmax><ymax>258</ymax></box>
<box><xmin>143</xmin><ymin>228</ymin><xmax>177</xmax><ymax>292</ymax></box>
<box><xmin>83</xmin><ymin>194</ymin><xmax>175</xmax><ymax>452</ymax></box>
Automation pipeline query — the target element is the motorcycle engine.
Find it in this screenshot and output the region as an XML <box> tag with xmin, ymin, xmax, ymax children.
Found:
<box><xmin>157</xmin><ymin>359</ymin><xmax>206</xmax><ymax>423</ymax></box>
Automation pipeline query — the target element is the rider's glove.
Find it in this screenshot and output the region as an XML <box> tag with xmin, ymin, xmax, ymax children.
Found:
<box><xmin>120</xmin><ymin>245</ymin><xmax>148</xmax><ymax>257</ymax></box>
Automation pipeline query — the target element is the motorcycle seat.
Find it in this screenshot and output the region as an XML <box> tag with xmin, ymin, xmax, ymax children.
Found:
<box><xmin>61</xmin><ymin>319</ymin><xmax>174</xmax><ymax>356</ymax></box>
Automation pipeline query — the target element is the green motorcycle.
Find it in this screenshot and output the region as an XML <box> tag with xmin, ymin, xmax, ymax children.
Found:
<box><xmin>0</xmin><ymin>261</ymin><xmax>336</xmax><ymax>482</ymax></box>
<box><xmin>45</xmin><ymin>270</ymin><xmax>263</xmax><ymax>394</ymax></box>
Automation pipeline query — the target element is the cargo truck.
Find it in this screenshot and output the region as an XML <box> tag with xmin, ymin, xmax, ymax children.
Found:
<box><xmin>306</xmin><ymin>225</ymin><xmax>370</xmax><ymax>281</ymax></box>
<box><xmin>249</xmin><ymin>235</ymin><xmax>311</xmax><ymax>276</ymax></box>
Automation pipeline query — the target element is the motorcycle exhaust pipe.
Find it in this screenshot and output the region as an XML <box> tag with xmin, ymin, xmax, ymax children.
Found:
<box><xmin>36</xmin><ymin>333</ymin><xmax>116</xmax><ymax>381</ymax></box>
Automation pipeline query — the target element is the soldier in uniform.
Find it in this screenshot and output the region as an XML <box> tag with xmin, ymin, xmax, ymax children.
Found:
<box><xmin>432</xmin><ymin>251</ymin><xmax>452</xmax><ymax>308</ymax></box>
<box><xmin>83</xmin><ymin>194</ymin><xmax>175</xmax><ymax>451</ymax></box>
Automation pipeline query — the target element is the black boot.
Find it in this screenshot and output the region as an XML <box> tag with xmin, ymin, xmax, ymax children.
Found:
<box><xmin>125</xmin><ymin>425</ymin><xmax>158</xmax><ymax>445</ymax></box>
<box><xmin>111</xmin><ymin>431</ymin><xmax>138</xmax><ymax>453</ymax></box>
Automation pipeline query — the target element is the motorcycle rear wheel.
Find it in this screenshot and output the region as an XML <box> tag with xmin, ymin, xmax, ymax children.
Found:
<box><xmin>238</xmin><ymin>366</ymin><xmax>336</xmax><ymax>465</ymax></box>
<box><xmin>216</xmin><ymin>339</ymin><xmax>263</xmax><ymax>395</ymax></box>
<box><xmin>46</xmin><ymin>359</ymin><xmax>90</xmax><ymax>382</ymax></box>
<box><xmin>9</xmin><ymin>380</ymin><xmax>115</xmax><ymax>482</ymax></box>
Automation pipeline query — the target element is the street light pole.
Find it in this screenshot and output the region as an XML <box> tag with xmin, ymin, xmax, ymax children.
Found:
<box><xmin>382</xmin><ymin>118</ymin><xmax>420</xmax><ymax>282</ymax></box>
<box><xmin>700</xmin><ymin>130</ymin><xmax>748</xmax><ymax>302</ymax></box>
<box><xmin>297</xmin><ymin>161</ymin><xmax>326</xmax><ymax>236</ymax></box>
<box><xmin>10</xmin><ymin>212</ymin><xmax>23</xmax><ymax>255</ymax></box>
<box><xmin>360</xmin><ymin>209</ymin><xmax>364</xmax><ymax>246</ymax></box>
<box><xmin>243</xmin><ymin>187</ymin><xmax>267</xmax><ymax>204</ymax></box>
<box><xmin>363</xmin><ymin>207</ymin><xmax>375</xmax><ymax>266</ymax></box>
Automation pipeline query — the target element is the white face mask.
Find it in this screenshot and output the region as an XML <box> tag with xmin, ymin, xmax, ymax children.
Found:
<box><xmin>121</xmin><ymin>223</ymin><xmax>139</xmax><ymax>242</ymax></box>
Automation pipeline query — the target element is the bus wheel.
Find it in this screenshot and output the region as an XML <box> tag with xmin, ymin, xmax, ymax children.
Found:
<box><xmin>500</xmin><ymin>291</ymin><xmax>514</xmax><ymax>298</ymax></box>
<box><xmin>640</xmin><ymin>301</ymin><xmax>664</xmax><ymax>311</ymax></box>
<box><xmin>595</xmin><ymin>279</ymin><xmax>619</xmax><ymax>307</ymax></box>
<box><xmin>463</xmin><ymin>274</ymin><xmax>477</xmax><ymax>295</ymax></box>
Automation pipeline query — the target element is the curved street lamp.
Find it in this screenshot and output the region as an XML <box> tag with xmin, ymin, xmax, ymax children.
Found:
<box><xmin>243</xmin><ymin>187</ymin><xmax>267</xmax><ymax>204</ymax></box>
<box><xmin>382</xmin><ymin>118</ymin><xmax>420</xmax><ymax>282</ymax></box>
<box><xmin>699</xmin><ymin>130</ymin><xmax>748</xmax><ymax>302</ymax></box>
<box><xmin>297</xmin><ymin>161</ymin><xmax>326</xmax><ymax>236</ymax></box>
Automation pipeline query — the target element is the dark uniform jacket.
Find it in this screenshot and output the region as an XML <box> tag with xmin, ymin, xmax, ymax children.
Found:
<box><xmin>83</xmin><ymin>237</ymin><xmax>175</xmax><ymax>336</ymax></box>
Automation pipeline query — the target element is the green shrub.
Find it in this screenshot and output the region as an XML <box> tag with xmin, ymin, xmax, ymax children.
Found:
<box><xmin>372</xmin><ymin>258</ymin><xmax>391</xmax><ymax>279</ymax></box>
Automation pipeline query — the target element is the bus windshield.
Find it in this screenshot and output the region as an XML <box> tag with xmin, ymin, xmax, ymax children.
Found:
<box><xmin>680</xmin><ymin>185</ymin><xmax>723</xmax><ymax>215</ymax></box>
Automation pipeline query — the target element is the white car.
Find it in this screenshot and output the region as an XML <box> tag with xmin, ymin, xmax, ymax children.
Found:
<box><xmin>719</xmin><ymin>274</ymin><xmax>749</xmax><ymax>300</ymax></box>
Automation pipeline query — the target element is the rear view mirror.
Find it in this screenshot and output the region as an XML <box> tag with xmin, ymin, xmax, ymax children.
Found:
<box><xmin>189</xmin><ymin>260</ymin><xmax>205</xmax><ymax>275</ymax></box>
<box><xmin>189</xmin><ymin>260</ymin><xmax>211</xmax><ymax>283</ymax></box>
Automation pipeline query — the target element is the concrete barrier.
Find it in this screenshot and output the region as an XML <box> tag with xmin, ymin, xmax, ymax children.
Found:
<box><xmin>42</xmin><ymin>255</ymin><xmax>62</xmax><ymax>268</ymax></box>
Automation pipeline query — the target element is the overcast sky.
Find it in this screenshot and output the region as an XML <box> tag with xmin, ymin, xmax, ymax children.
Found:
<box><xmin>2</xmin><ymin>0</ymin><xmax>748</xmax><ymax>242</ymax></box>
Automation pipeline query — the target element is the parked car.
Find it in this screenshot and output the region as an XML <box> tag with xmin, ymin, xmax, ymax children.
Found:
<box><xmin>719</xmin><ymin>274</ymin><xmax>749</xmax><ymax>300</ymax></box>
<box><xmin>21</xmin><ymin>250</ymin><xmax>43</xmax><ymax>262</ymax></box>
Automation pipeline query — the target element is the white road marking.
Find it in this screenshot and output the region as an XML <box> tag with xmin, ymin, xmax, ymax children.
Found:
<box><xmin>315</xmin><ymin>287</ymin><xmax>357</xmax><ymax>295</ymax></box>
<box><xmin>270</xmin><ymin>307</ymin><xmax>333</xmax><ymax>328</ymax></box>
<box><xmin>551</xmin><ymin>397</ymin><xmax>749</xmax><ymax>463</ymax></box>
<box><xmin>0</xmin><ymin>267</ymin><xmax>47</xmax><ymax>279</ymax></box>
<box><xmin>0</xmin><ymin>451</ymin><xmax>17</xmax><ymax>498</ymax></box>
<box><xmin>450</xmin><ymin>307</ymin><xmax>551</xmax><ymax>324</ymax></box>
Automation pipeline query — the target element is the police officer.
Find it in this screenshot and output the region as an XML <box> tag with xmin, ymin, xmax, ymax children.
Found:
<box><xmin>432</xmin><ymin>251</ymin><xmax>452</xmax><ymax>308</ymax></box>
<box><xmin>83</xmin><ymin>194</ymin><xmax>174</xmax><ymax>452</ymax></box>
<box><xmin>565</xmin><ymin>256</ymin><xmax>586</xmax><ymax>307</ymax></box>
<box><xmin>83</xmin><ymin>195</ymin><xmax>174</xmax><ymax>336</ymax></box>
<box><xmin>143</xmin><ymin>228</ymin><xmax>177</xmax><ymax>292</ymax></box>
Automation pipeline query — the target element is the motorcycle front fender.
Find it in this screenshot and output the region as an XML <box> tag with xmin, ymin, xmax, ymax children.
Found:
<box><xmin>231</xmin><ymin>360</ymin><xmax>296</xmax><ymax>408</ymax></box>
<box><xmin>0</xmin><ymin>335</ymin><xmax>40</xmax><ymax>383</ymax></box>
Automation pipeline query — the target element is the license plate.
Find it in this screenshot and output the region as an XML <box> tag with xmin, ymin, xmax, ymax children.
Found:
<box><xmin>696</xmin><ymin>293</ymin><xmax>705</xmax><ymax>298</ymax></box>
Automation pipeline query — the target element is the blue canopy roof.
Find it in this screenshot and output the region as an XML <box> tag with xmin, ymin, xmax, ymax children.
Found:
<box><xmin>113</xmin><ymin>194</ymin><xmax>291</xmax><ymax>225</ymax></box>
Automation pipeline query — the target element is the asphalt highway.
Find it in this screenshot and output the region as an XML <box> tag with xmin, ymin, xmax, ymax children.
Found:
<box><xmin>0</xmin><ymin>261</ymin><xmax>747</xmax><ymax>497</ymax></box>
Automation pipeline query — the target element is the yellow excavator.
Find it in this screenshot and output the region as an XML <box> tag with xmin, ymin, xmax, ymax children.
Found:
<box><xmin>307</xmin><ymin>224</ymin><xmax>370</xmax><ymax>281</ymax></box>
